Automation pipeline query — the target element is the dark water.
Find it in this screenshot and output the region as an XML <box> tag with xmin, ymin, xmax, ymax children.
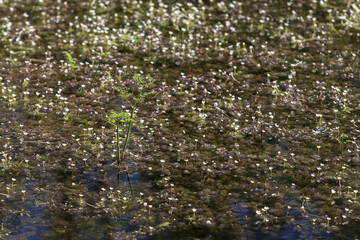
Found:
<box><xmin>0</xmin><ymin>0</ymin><xmax>359</xmax><ymax>239</ymax></box>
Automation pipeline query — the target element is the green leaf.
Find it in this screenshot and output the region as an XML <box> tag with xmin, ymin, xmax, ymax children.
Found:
<box><xmin>63</xmin><ymin>51</ymin><xmax>80</xmax><ymax>70</ymax></box>
<box><xmin>107</xmin><ymin>111</ymin><xmax>133</xmax><ymax>125</ymax></box>
<box><xmin>158</xmin><ymin>222</ymin><xmax>171</xmax><ymax>228</ymax></box>
<box><xmin>114</xmin><ymin>86</ymin><xmax>122</xmax><ymax>92</ymax></box>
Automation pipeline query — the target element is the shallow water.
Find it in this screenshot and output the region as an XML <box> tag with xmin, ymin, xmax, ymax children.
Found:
<box><xmin>0</xmin><ymin>0</ymin><xmax>360</xmax><ymax>239</ymax></box>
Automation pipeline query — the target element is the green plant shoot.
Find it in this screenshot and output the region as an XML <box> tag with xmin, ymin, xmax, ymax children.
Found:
<box><xmin>108</xmin><ymin>73</ymin><xmax>155</xmax><ymax>166</ymax></box>
<box><xmin>336</xmin><ymin>133</ymin><xmax>354</xmax><ymax>155</ymax></box>
<box><xmin>63</xmin><ymin>51</ymin><xmax>80</xmax><ymax>80</ymax></box>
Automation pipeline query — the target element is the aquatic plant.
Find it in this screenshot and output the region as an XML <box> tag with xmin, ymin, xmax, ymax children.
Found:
<box><xmin>108</xmin><ymin>111</ymin><xmax>134</xmax><ymax>165</ymax></box>
<box><xmin>192</xmin><ymin>208</ymin><xmax>197</xmax><ymax>221</ymax></box>
<box><xmin>79</xmin><ymin>194</ymin><xmax>85</xmax><ymax>207</ymax></box>
<box><xmin>336</xmin><ymin>133</ymin><xmax>353</xmax><ymax>155</ymax></box>
<box><xmin>63</xmin><ymin>51</ymin><xmax>80</xmax><ymax>81</ymax></box>
<box><xmin>108</xmin><ymin>73</ymin><xmax>154</xmax><ymax>166</ymax></box>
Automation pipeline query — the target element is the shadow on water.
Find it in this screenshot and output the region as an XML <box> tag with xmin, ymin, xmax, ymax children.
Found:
<box><xmin>118</xmin><ymin>171</ymin><xmax>142</xmax><ymax>184</ymax></box>
<box><xmin>118</xmin><ymin>170</ymin><xmax>134</xmax><ymax>196</ymax></box>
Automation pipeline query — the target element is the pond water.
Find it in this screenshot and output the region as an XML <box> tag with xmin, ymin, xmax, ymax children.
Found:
<box><xmin>0</xmin><ymin>0</ymin><xmax>359</xmax><ymax>239</ymax></box>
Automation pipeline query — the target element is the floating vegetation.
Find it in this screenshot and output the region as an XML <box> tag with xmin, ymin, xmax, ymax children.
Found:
<box><xmin>0</xmin><ymin>0</ymin><xmax>359</xmax><ymax>239</ymax></box>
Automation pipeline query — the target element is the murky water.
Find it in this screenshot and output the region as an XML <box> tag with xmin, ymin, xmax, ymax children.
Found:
<box><xmin>0</xmin><ymin>0</ymin><xmax>359</xmax><ymax>239</ymax></box>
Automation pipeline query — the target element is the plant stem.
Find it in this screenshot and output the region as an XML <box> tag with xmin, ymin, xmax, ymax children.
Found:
<box><xmin>121</xmin><ymin>106</ymin><xmax>136</xmax><ymax>159</ymax></box>
<box><xmin>120</xmin><ymin>107</ymin><xmax>136</xmax><ymax>197</ymax></box>
<box><xmin>116</xmin><ymin>123</ymin><xmax>120</xmax><ymax>165</ymax></box>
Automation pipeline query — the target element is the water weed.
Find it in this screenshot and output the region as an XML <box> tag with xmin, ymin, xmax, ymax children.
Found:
<box><xmin>336</xmin><ymin>133</ymin><xmax>353</xmax><ymax>155</ymax></box>
<box><xmin>108</xmin><ymin>73</ymin><xmax>154</xmax><ymax>166</ymax></box>
<box><xmin>63</xmin><ymin>51</ymin><xmax>80</xmax><ymax>81</ymax></box>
